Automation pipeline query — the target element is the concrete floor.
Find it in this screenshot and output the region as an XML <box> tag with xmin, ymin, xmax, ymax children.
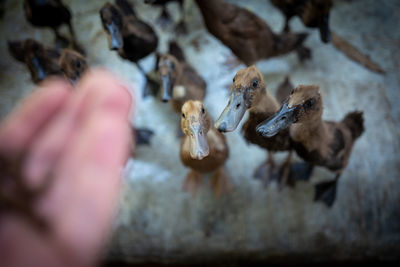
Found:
<box><xmin>0</xmin><ymin>0</ymin><xmax>399</xmax><ymax>264</ymax></box>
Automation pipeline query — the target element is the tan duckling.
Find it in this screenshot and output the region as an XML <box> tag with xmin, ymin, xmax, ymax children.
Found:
<box><xmin>256</xmin><ymin>85</ymin><xmax>364</xmax><ymax>206</ymax></box>
<box><xmin>8</xmin><ymin>38</ymin><xmax>62</xmax><ymax>84</ymax></box>
<box><xmin>143</xmin><ymin>0</ymin><xmax>186</xmax><ymax>34</ymax></box>
<box><xmin>215</xmin><ymin>66</ymin><xmax>302</xmax><ymax>186</ymax></box>
<box><xmin>180</xmin><ymin>101</ymin><xmax>230</xmax><ymax>197</ymax></box>
<box><xmin>158</xmin><ymin>43</ymin><xmax>206</xmax><ymax>113</ymax></box>
<box><xmin>271</xmin><ymin>0</ymin><xmax>332</xmax><ymax>43</ymax></box>
<box><xmin>195</xmin><ymin>0</ymin><xmax>309</xmax><ymax>65</ymax></box>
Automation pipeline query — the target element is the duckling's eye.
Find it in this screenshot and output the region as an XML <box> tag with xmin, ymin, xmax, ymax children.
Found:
<box><xmin>233</xmin><ymin>77</ymin><xmax>236</xmax><ymax>83</ymax></box>
<box><xmin>252</xmin><ymin>80</ymin><xmax>259</xmax><ymax>87</ymax></box>
<box><xmin>76</xmin><ymin>61</ymin><xmax>81</xmax><ymax>68</ymax></box>
<box><xmin>182</xmin><ymin>113</ymin><xmax>186</xmax><ymax>118</ymax></box>
<box><xmin>304</xmin><ymin>98</ymin><xmax>315</xmax><ymax>109</ymax></box>
<box><xmin>290</xmin><ymin>89</ymin><xmax>294</xmax><ymax>95</ymax></box>
<box><xmin>201</xmin><ymin>107</ymin><xmax>205</xmax><ymax>114</ymax></box>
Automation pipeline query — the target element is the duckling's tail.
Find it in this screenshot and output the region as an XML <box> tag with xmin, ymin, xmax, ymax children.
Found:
<box><xmin>116</xmin><ymin>0</ymin><xmax>136</xmax><ymax>17</ymax></box>
<box><xmin>274</xmin><ymin>32</ymin><xmax>308</xmax><ymax>55</ymax></box>
<box><xmin>342</xmin><ymin>111</ymin><xmax>365</xmax><ymax>140</ymax></box>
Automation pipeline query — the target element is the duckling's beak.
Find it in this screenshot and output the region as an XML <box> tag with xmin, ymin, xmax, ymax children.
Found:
<box><xmin>189</xmin><ymin>122</ymin><xmax>209</xmax><ymax>160</ymax></box>
<box><xmin>319</xmin><ymin>14</ymin><xmax>330</xmax><ymax>43</ymax></box>
<box><xmin>256</xmin><ymin>103</ymin><xmax>297</xmax><ymax>137</ymax></box>
<box><xmin>106</xmin><ymin>23</ymin><xmax>123</xmax><ymax>50</ymax></box>
<box><xmin>161</xmin><ymin>73</ymin><xmax>173</xmax><ymax>102</ymax></box>
<box><xmin>31</xmin><ymin>57</ymin><xmax>47</xmax><ymax>82</ymax></box>
<box><xmin>215</xmin><ymin>91</ymin><xmax>246</xmax><ymax>132</ymax></box>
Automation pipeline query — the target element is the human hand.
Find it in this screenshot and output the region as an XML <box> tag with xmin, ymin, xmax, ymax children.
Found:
<box><xmin>0</xmin><ymin>69</ymin><xmax>133</xmax><ymax>267</ymax></box>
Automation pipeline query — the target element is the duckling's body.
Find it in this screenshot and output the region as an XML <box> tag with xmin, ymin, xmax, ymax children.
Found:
<box><xmin>158</xmin><ymin>43</ymin><xmax>206</xmax><ymax>113</ymax></box>
<box><xmin>271</xmin><ymin>0</ymin><xmax>332</xmax><ymax>43</ymax></box>
<box><xmin>180</xmin><ymin>101</ymin><xmax>230</xmax><ymax>196</ymax></box>
<box><xmin>257</xmin><ymin>85</ymin><xmax>364</xmax><ymax>206</ymax></box>
<box><xmin>100</xmin><ymin>0</ymin><xmax>158</xmax><ymax>95</ymax></box>
<box><xmin>195</xmin><ymin>0</ymin><xmax>308</xmax><ymax>65</ymax></box>
<box><xmin>23</xmin><ymin>0</ymin><xmax>83</xmax><ymax>52</ymax></box>
<box><xmin>8</xmin><ymin>39</ymin><xmax>62</xmax><ymax>84</ymax></box>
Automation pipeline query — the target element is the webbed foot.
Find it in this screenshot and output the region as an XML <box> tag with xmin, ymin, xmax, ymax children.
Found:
<box><xmin>314</xmin><ymin>179</ymin><xmax>338</xmax><ymax>207</ymax></box>
<box><xmin>253</xmin><ymin>161</ymin><xmax>280</xmax><ymax>187</ymax></box>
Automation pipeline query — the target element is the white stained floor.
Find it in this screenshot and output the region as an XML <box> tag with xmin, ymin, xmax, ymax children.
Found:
<box><xmin>0</xmin><ymin>0</ymin><xmax>399</xmax><ymax>263</ymax></box>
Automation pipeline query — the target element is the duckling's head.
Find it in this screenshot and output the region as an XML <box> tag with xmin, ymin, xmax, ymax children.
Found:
<box><xmin>100</xmin><ymin>3</ymin><xmax>124</xmax><ymax>50</ymax></box>
<box><xmin>181</xmin><ymin>101</ymin><xmax>211</xmax><ymax>160</ymax></box>
<box><xmin>215</xmin><ymin>65</ymin><xmax>266</xmax><ymax>132</ymax></box>
<box><xmin>158</xmin><ymin>54</ymin><xmax>181</xmax><ymax>102</ymax></box>
<box><xmin>256</xmin><ymin>85</ymin><xmax>323</xmax><ymax>137</ymax></box>
<box><xmin>302</xmin><ymin>0</ymin><xmax>332</xmax><ymax>43</ymax></box>
<box><xmin>59</xmin><ymin>49</ymin><xmax>88</xmax><ymax>84</ymax></box>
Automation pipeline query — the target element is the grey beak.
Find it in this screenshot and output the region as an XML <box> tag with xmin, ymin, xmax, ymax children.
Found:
<box><xmin>256</xmin><ymin>103</ymin><xmax>297</xmax><ymax>137</ymax></box>
<box><xmin>31</xmin><ymin>57</ymin><xmax>47</xmax><ymax>82</ymax></box>
<box><xmin>189</xmin><ymin>122</ymin><xmax>209</xmax><ymax>160</ymax></box>
<box><xmin>106</xmin><ymin>23</ymin><xmax>123</xmax><ymax>50</ymax></box>
<box><xmin>214</xmin><ymin>91</ymin><xmax>247</xmax><ymax>132</ymax></box>
<box><xmin>161</xmin><ymin>73</ymin><xmax>173</xmax><ymax>102</ymax></box>
<box><xmin>319</xmin><ymin>14</ymin><xmax>330</xmax><ymax>43</ymax></box>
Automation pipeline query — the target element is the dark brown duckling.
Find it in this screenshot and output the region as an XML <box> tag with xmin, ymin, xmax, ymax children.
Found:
<box><xmin>180</xmin><ymin>101</ymin><xmax>230</xmax><ymax>197</ymax></box>
<box><xmin>271</xmin><ymin>0</ymin><xmax>332</xmax><ymax>43</ymax></box>
<box><xmin>195</xmin><ymin>0</ymin><xmax>309</xmax><ymax>65</ymax></box>
<box><xmin>257</xmin><ymin>85</ymin><xmax>364</xmax><ymax>206</ymax></box>
<box><xmin>8</xmin><ymin>38</ymin><xmax>62</xmax><ymax>84</ymax></box>
<box><xmin>158</xmin><ymin>42</ymin><xmax>206</xmax><ymax>113</ymax></box>
<box><xmin>144</xmin><ymin>0</ymin><xmax>186</xmax><ymax>34</ymax></box>
<box><xmin>100</xmin><ymin>0</ymin><xmax>158</xmax><ymax>96</ymax></box>
<box><xmin>215</xmin><ymin>66</ymin><xmax>298</xmax><ymax>186</ymax></box>
<box><xmin>23</xmin><ymin>0</ymin><xmax>83</xmax><ymax>53</ymax></box>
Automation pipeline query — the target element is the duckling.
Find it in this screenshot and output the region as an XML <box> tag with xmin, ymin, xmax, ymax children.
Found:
<box><xmin>271</xmin><ymin>0</ymin><xmax>332</xmax><ymax>43</ymax></box>
<box><xmin>215</xmin><ymin>66</ymin><xmax>299</xmax><ymax>186</ymax></box>
<box><xmin>180</xmin><ymin>101</ymin><xmax>230</xmax><ymax>197</ymax></box>
<box><xmin>100</xmin><ymin>0</ymin><xmax>159</xmax><ymax>96</ymax></box>
<box><xmin>58</xmin><ymin>49</ymin><xmax>88</xmax><ymax>84</ymax></box>
<box><xmin>256</xmin><ymin>85</ymin><xmax>364</xmax><ymax>206</ymax></box>
<box><xmin>8</xmin><ymin>38</ymin><xmax>62</xmax><ymax>84</ymax></box>
<box><xmin>194</xmin><ymin>0</ymin><xmax>309</xmax><ymax>66</ymax></box>
<box><xmin>23</xmin><ymin>0</ymin><xmax>83</xmax><ymax>53</ymax></box>
<box><xmin>158</xmin><ymin>42</ymin><xmax>206</xmax><ymax>113</ymax></box>
<box><xmin>144</xmin><ymin>0</ymin><xmax>186</xmax><ymax>34</ymax></box>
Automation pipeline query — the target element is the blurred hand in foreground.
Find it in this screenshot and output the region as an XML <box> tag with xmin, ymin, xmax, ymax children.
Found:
<box><xmin>0</xmin><ymin>69</ymin><xmax>133</xmax><ymax>267</ymax></box>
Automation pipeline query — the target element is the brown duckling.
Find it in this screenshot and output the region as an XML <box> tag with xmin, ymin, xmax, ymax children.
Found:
<box><xmin>256</xmin><ymin>85</ymin><xmax>364</xmax><ymax>206</ymax></box>
<box><xmin>23</xmin><ymin>0</ymin><xmax>83</xmax><ymax>53</ymax></box>
<box><xmin>271</xmin><ymin>0</ymin><xmax>332</xmax><ymax>43</ymax></box>
<box><xmin>58</xmin><ymin>49</ymin><xmax>88</xmax><ymax>84</ymax></box>
<box><xmin>8</xmin><ymin>38</ymin><xmax>62</xmax><ymax>84</ymax></box>
<box><xmin>100</xmin><ymin>0</ymin><xmax>158</xmax><ymax>96</ymax></box>
<box><xmin>195</xmin><ymin>0</ymin><xmax>309</xmax><ymax>65</ymax></box>
<box><xmin>215</xmin><ymin>66</ymin><xmax>299</xmax><ymax>186</ymax></box>
<box><xmin>144</xmin><ymin>0</ymin><xmax>186</xmax><ymax>34</ymax></box>
<box><xmin>180</xmin><ymin>101</ymin><xmax>230</xmax><ymax>197</ymax></box>
<box><xmin>158</xmin><ymin>42</ymin><xmax>206</xmax><ymax>113</ymax></box>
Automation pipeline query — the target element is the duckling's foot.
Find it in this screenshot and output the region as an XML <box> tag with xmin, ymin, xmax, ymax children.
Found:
<box><xmin>174</xmin><ymin>20</ymin><xmax>187</xmax><ymax>35</ymax></box>
<box><xmin>314</xmin><ymin>179</ymin><xmax>338</xmax><ymax>207</ymax></box>
<box><xmin>157</xmin><ymin>7</ymin><xmax>173</xmax><ymax>28</ymax></box>
<box><xmin>253</xmin><ymin>162</ymin><xmax>280</xmax><ymax>187</ymax></box>
<box><xmin>210</xmin><ymin>168</ymin><xmax>231</xmax><ymax>198</ymax></box>
<box><xmin>134</xmin><ymin>127</ymin><xmax>154</xmax><ymax>145</ymax></box>
<box><xmin>287</xmin><ymin>161</ymin><xmax>314</xmax><ymax>184</ymax></box>
<box><xmin>296</xmin><ymin>45</ymin><xmax>312</xmax><ymax>62</ymax></box>
<box><xmin>182</xmin><ymin>170</ymin><xmax>202</xmax><ymax>197</ymax></box>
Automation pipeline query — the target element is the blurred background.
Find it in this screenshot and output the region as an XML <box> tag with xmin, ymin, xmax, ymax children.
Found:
<box><xmin>0</xmin><ymin>0</ymin><xmax>399</xmax><ymax>266</ymax></box>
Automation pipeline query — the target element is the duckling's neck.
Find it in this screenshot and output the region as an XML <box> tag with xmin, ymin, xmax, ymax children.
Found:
<box><xmin>249</xmin><ymin>88</ymin><xmax>280</xmax><ymax>118</ymax></box>
<box><xmin>290</xmin><ymin>117</ymin><xmax>330</xmax><ymax>151</ymax></box>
